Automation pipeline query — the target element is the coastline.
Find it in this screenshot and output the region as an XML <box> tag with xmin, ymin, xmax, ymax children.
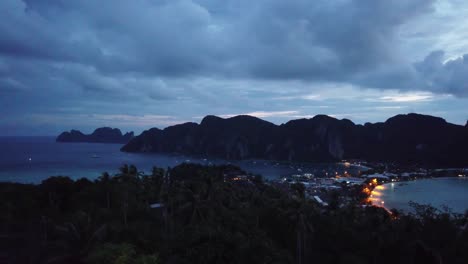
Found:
<box><xmin>369</xmin><ymin>176</ymin><xmax>468</xmax><ymax>213</ymax></box>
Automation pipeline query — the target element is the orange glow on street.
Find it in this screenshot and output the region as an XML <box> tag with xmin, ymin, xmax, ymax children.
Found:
<box><xmin>374</xmin><ymin>185</ymin><xmax>384</xmax><ymax>190</ymax></box>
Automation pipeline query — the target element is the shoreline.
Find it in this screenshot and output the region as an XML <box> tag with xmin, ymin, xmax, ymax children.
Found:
<box><xmin>368</xmin><ymin>176</ymin><xmax>468</xmax><ymax>213</ymax></box>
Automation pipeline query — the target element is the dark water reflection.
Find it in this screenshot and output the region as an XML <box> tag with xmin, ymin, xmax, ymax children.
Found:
<box><xmin>0</xmin><ymin>137</ymin><xmax>365</xmax><ymax>183</ymax></box>
<box><xmin>377</xmin><ymin>177</ymin><xmax>468</xmax><ymax>214</ymax></box>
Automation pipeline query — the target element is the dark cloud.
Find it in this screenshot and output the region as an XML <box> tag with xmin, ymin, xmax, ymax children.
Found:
<box><xmin>415</xmin><ymin>51</ymin><xmax>468</xmax><ymax>96</ymax></box>
<box><xmin>5</xmin><ymin>0</ymin><xmax>462</xmax><ymax>96</ymax></box>
<box><xmin>239</xmin><ymin>0</ymin><xmax>435</xmax><ymax>80</ymax></box>
<box><xmin>2</xmin><ymin>0</ymin><xmax>439</xmax><ymax>79</ymax></box>
<box><xmin>0</xmin><ymin>0</ymin><xmax>467</xmax><ymax>135</ymax></box>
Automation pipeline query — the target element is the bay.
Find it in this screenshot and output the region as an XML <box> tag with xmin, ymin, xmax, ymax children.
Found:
<box><xmin>374</xmin><ymin>177</ymin><xmax>468</xmax><ymax>214</ymax></box>
<box><xmin>0</xmin><ymin>137</ymin><xmax>363</xmax><ymax>183</ymax></box>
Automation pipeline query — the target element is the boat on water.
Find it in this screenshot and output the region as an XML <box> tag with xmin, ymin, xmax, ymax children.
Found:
<box><xmin>91</xmin><ymin>154</ymin><xmax>100</xmax><ymax>158</ymax></box>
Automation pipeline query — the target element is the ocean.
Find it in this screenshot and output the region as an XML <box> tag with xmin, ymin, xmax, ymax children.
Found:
<box><xmin>374</xmin><ymin>177</ymin><xmax>468</xmax><ymax>214</ymax></box>
<box><xmin>0</xmin><ymin>137</ymin><xmax>361</xmax><ymax>183</ymax></box>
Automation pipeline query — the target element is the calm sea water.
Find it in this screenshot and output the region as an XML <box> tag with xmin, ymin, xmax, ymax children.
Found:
<box><xmin>0</xmin><ymin>137</ymin><xmax>362</xmax><ymax>183</ymax></box>
<box><xmin>377</xmin><ymin>178</ymin><xmax>468</xmax><ymax>214</ymax></box>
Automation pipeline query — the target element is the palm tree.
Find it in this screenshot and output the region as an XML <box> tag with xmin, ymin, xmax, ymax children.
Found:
<box><xmin>119</xmin><ymin>164</ymin><xmax>129</xmax><ymax>175</ymax></box>
<box><xmin>129</xmin><ymin>165</ymin><xmax>139</xmax><ymax>177</ymax></box>
<box><xmin>98</xmin><ymin>172</ymin><xmax>112</xmax><ymax>209</ymax></box>
<box><xmin>47</xmin><ymin>212</ymin><xmax>107</xmax><ymax>263</ymax></box>
<box><xmin>115</xmin><ymin>164</ymin><xmax>142</xmax><ymax>227</ymax></box>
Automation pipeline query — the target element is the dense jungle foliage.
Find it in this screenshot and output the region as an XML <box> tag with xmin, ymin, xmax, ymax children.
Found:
<box><xmin>1</xmin><ymin>163</ymin><xmax>467</xmax><ymax>264</ymax></box>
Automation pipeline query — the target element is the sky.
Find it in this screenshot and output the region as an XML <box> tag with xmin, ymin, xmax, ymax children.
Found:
<box><xmin>1</xmin><ymin>0</ymin><xmax>467</xmax><ymax>136</ymax></box>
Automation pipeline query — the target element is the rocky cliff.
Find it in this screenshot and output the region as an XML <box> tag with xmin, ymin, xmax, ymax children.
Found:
<box><xmin>121</xmin><ymin>114</ymin><xmax>468</xmax><ymax>167</ymax></box>
<box><xmin>57</xmin><ymin>127</ymin><xmax>134</xmax><ymax>144</ymax></box>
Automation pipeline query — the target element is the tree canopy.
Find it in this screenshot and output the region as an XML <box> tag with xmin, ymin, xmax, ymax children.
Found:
<box><xmin>0</xmin><ymin>163</ymin><xmax>466</xmax><ymax>263</ymax></box>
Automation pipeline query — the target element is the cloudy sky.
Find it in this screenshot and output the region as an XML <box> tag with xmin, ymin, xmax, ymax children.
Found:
<box><xmin>1</xmin><ymin>0</ymin><xmax>467</xmax><ymax>135</ymax></box>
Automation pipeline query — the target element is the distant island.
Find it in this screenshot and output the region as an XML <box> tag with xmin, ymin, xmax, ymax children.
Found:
<box><xmin>57</xmin><ymin>127</ymin><xmax>134</xmax><ymax>144</ymax></box>
<box><xmin>122</xmin><ymin>113</ymin><xmax>468</xmax><ymax>167</ymax></box>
